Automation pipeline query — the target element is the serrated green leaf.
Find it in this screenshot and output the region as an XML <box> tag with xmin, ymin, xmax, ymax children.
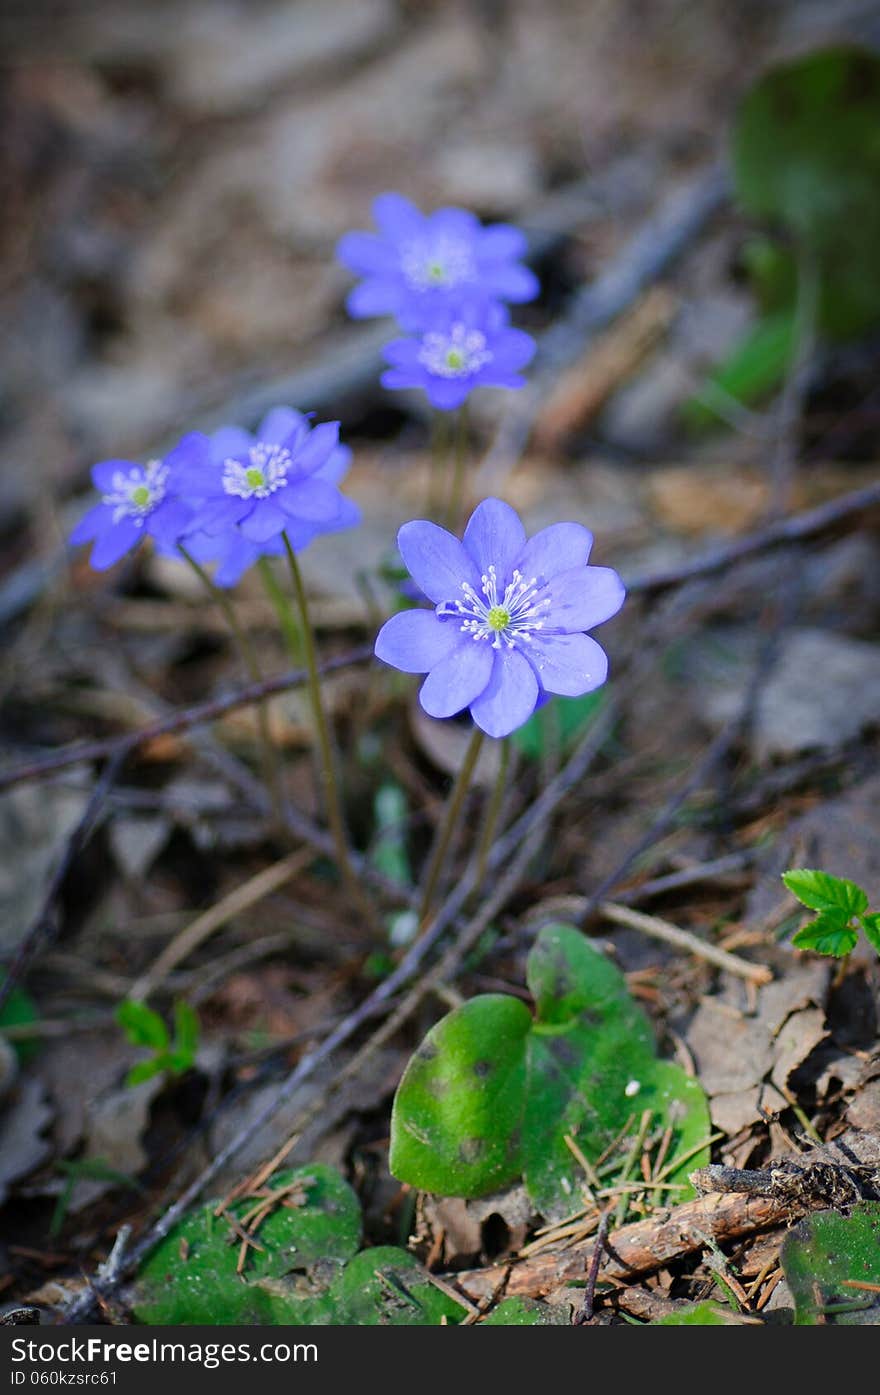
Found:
<box><xmin>791</xmin><ymin>911</ymin><xmax>859</xmax><ymax>958</ymax></box>
<box><xmin>859</xmin><ymin>912</ymin><xmax>880</xmax><ymax>954</ymax></box>
<box><xmin>132</xmin><ymin>1165</ymin><xmax>362</xmax><ymax>1325</ymax></box>
<box><xmin>782</xmin><ymin>1201</ymin><xmax>880</xmax><ymax>1325</ymax></box>
<box><xmin>782</xmin><ymin>869</ymin><xmax>868</xmax><ymax>917</ymax></box>
<box><xmin>389</xmin><ymin>995</ymin><xmax>531</xmax><ymax>1197</ymax></box>
<box><xmin>117</xmin><ymin>999</ymin><xmax>169</xmax><ymax>1051</ymax></box>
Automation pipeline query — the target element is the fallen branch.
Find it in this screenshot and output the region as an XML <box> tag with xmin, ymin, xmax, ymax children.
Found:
<box><xmin>452</xmin><ymin>1130</ymin><xmax>879</xmax><ymax>1304</ymax></box>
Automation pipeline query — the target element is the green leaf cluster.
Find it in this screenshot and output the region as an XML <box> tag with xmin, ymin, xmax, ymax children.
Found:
<box><xmin>116</xmin><ymin>998</ymin><xmax>200</xmax><ymax>1087</ymax></box>
<box><xmin>782</xmin><ymin>869</ymin><xmax>879</xmax><ymax>958</ymax></box>
<box><xmin>389</xmin><ymin>923</ymin><xmax>710</xmax><ymax>1218</ymax></box>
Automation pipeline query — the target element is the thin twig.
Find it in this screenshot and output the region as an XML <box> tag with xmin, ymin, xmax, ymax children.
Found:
<box><xmin>598</xmin><ymin>901</ymin><xmax>772</xmax><ymax>985</ymax></box>
<box><xmin>0</xmin><ymin>647</ymin><xmax>373</xmax><ymax>793</ymax></box>
<box><xmin>129</xmin><ymin>847</ymin><xmax>315</xmax><ymax>1002</ymax></box>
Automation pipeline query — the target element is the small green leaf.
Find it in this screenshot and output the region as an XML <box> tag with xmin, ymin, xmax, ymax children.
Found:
<box><xmin>172</xmin><ymin>1000</ymin><xmax>200</xmax><ymax>1063</ymax></box>
<box><xmin>125</xmin><ymin>1058</ymin><xmax>163</xmax><ymax>1087</ymax></box>
<box><xmin>682</xmin><ymin>312</ymin><xmax>796</xmax><ymax>429</ymax></box>
<box><xmin>791</xmin><ymin>910</ymin><xmax>859</xmax><ymax>958</ymax></box>
<box><xmin>389</xmin><ymin>995</ymin><xmax>532</xmax><ymax>1198</ymax></box>
<box><xmin>782</xmin><ymin>1201</ymin><xmax>880</xmax><ymax>1325</ymax></box>
<box><xmin>117</xmin><ymin>999</ymin><xmax>169</xmax><ymax>1051</ymax></box>
<box><xmin>859</xmin><ymin>912</ymin><xmax>880</xmax><ymax>954</ymax></box>
<box><xmin>782</xmin><ymin>869</ymin><xmax>868</xmax><ymax>917</ymax></box>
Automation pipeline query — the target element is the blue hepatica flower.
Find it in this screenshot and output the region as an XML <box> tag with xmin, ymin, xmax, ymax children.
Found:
<box><xmin>381</xmin><ymin>301</ymin><xmax>535</xmax><ymax>411</ymax></box>
<box><xmin>374</xmin><ymin>498</ymin><xmax>625</xmax><ymax>738</ymax></box>
<box><xmin>69</xmin><ymin>456</ymin><xmax>193</xmax><ymax>570</ymax></box>
<box><xmin>166</xmin><ymin>407</ymin><xmax>359</xmax><ymax>585</ymax></box>
<box><xmin>337</xmin><ymin>193</ymin><xmax>539</xmax><ymax>328</ymax></box>
<box><xmin>169</xmin><ymin>407</ymin><xmax>361</xmax><ymax>551</ymax></box>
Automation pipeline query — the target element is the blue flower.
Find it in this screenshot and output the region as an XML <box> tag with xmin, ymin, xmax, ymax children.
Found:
<box><xmin>374</xmin><ymin>499</ymin><xmax>625</xmax><ymax>738</ymax></box>
<box><xmin>381</xmin><ymin>300</ymin><xmax>535</xmax><ymax>411</ymax></box>
<box><xmin>337</xmin><ymin>193</ymin><xmax>538</xmax><ymax>329</ymax></box>
<box><xmin>169</xmin><ymin>407</ymin><xmax>360</xmax><ymax>550</ymax></box>
<box><xmin>69</xmin><ymin>456</ymin><xmax>193</xmax><ymax>570</ymax></box>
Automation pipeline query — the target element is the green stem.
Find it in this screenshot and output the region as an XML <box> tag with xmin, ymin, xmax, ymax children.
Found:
<box><xmin>179</xmin><ymin>545</ymin><xmax>286</xmax><ymax>832</ymax></box>
<box><xmin>279</xmin><ymin>534</ymin><xmax>364</xmax><ymax>913</ymax></box>
<box><xmin>258</xmin><ymin>556</ymin><xmax>302</xmax><ymax>665</ymax></box>
<box><xmin>474</xmin><ymin>737</ymin><xmax>510</xmax><ymax>885</ymax></box>
<box><xmin>419</xmin><ymin>726</ymin><xmax>485</xmax><ymax>925</ymax></box>
<box><xmin>445</xmin><ymin>402</ymin><xmax>469</xmax><ymax>532</ymax></box>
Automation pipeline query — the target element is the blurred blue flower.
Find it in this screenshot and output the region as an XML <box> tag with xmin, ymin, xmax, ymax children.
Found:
<box><xmin>381</xmin><ymin>300</ymin><xmax>535</xmax><ymax>411</ymax></box>
<box><xmin>374</xmin><ymin>498</ymin><xmax>625</xmax><ymax>738</ymax></box>
<box><xmin>337</xmin><ymin>193</ymin><xmax>538</xmax><ymax>328</ymax></box>
<box><xmin>69</xmin><ymin>457</ymin><xmax>193</xmax><ymax>570</ymax></box>
<box><xmin>169</xmin><ymin>407</ymin><xmax>360</xmax><ymax>551</ymax></box>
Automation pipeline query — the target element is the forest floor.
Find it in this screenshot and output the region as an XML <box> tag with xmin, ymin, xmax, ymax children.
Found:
<box><xmin>1</xmin><ymin>0</ymin><xmax>879</xmax><ymax>1326</ymax></box>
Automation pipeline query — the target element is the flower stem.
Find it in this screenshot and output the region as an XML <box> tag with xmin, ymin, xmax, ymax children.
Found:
<box><xmin>474</xmin><ymin>736</ymin><xmax>510</xmax><ymax>885</ymax></box>
<box><xmin>178</xmin><ymin>545</ymin><xmax>285</xmax><ymax>832</ymax></box>
<box><xmin>445</xmin><ymin>402</ymin><xmax>469</xmax><ymax>532</ymax></box>
<box><xmin>418</xmin><ymin>725</ymin><xmax>485</xmax><ymax>925</ymax></box>
<box><xmin>257</xmin><ymin>556</ymin><xmax>302</xmax><ymax>665</ymax></box>
<box><xmin>279</xmin><ymin>533</ymin><xmax>365</xmax><ymax>914</ymax></box>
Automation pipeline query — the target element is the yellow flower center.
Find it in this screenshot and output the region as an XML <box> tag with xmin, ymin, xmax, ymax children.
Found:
<box><xmin>487</xmin><ymin>605</ymin><xmax>510</xmax><ymax>632</ymax></box>
<box><xmin>131</xmin><ymin>485</ymin><xmax>151</xmax><ymax>507</ymax></box>
<box><xmin>245</xmin><ymin>467</ymin><xmax>266</xmax><ymax>490</ymax></box>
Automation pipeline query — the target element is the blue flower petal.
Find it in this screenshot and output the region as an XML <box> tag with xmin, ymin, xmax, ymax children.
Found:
<box><xmin>69</xmin><ymin>502</ymin><xmax>108</xmax><ymax>545</ymax></box>
<box><xmin>462</xmin><ymin>498</ymin><xmax>526</xmax><ymax>583</ymax></box>
<box><xmin>397</xmin><ymin>520</ymin><xmax>481</xmax><ymax>604</ymax></box>
<box><xmin>257</xmin><ymin>406</ymin><xmax>307</xmax><ymax>447</ymax></box>
<box><xmin>292</xmin><ymin>421</ymin><xmax>340</xmax><ymax>477</ymax></box>
<box><xmin>89</xmin><ymin>518</ymin><xmax>142</xmax><ymax>570</ymax></box>
<box><xmin>208</xmin><ymin>426</ymin><xmax>253</xmax><ymax>467</ymax></box>
<box><xmin>279</xmin><ymin>477</ymin><xmax>344</xmax><ymax>523</ymax></box>
<box><xmin>419</xmin><ymin>642</ymin><xmax>493</xmax><ymax>719</ymax></box>
<box><xmin>238</xmin><ymin>501</ymin><xmax>288</xmax><ymax>542</ymax></box>
<box><xmin>514</xmin><ymin>522</ymin><xmax>594</xmax><ymax>583</ymax></box>
<box><xmin>375</xmin><ymin>609</ymin><xmax>463</xmax><ymax>674</ymax></box>
<box><xmin>535</xmin><ymin>566</ymin><xmax>626</xmax><ymax>633</ymax></box>
<box><xmin>470</xmin><ymin>647</ymin><xmax>539</xmax><ymax>737</ymax></box>
<box><xmin>525</xmin><ymin>632</ymin><xmax>609</xmax><ymax>696</ymax></box>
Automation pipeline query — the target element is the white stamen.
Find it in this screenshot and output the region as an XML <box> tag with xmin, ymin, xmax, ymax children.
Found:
<box><xmin>417</xmin><ymin>322</ymin><xmax>493</xmax><ymax>379</ymax></box>
<box><xmin>222</xmin><ymin>442</ymin><xmax>293</xmax><ymax>499</ymax></box>
<box><xmin>438</xmin><ymin>563</ymin><xmax>551</xmax><ymax>650</ymax></box>
<box><xmin>400</xmin><ymin>234</ymin><xmax>477</xmax><ymax>292</ymax></box>
<box><xmin>102</xmin><ymin>459</ymin><xmax>168</xmax><ymax>527</ymax></box>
